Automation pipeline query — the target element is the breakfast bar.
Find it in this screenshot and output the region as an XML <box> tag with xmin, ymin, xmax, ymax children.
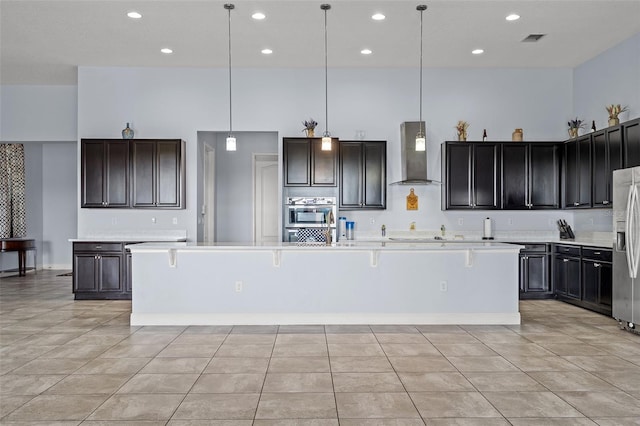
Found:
<box><xmin>128</xmin><ymin>241</ymin><xmax>522</xmax><ymax>326</ymax></box>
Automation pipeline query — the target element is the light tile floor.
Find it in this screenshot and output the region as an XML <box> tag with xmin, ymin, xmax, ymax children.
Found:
<box><xmin>1</xmin><ymin>270</ymin><xmax>639</xmax><ymax>425</ymax></box>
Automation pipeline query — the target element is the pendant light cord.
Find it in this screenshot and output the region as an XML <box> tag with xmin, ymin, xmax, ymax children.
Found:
<box><xmin>225</xmin><ymin>4</ymin><xmax>234</xmax><ymax>134</ymax></box>
<box><xmin>321</xmin><ymin>4</ymin><xmax>331</xmax><ymax>137</ymax></box>
<box><xmin>418</xmin><ymin>5</ymin><xmax>426</xmax><ymax>136</ymax></box>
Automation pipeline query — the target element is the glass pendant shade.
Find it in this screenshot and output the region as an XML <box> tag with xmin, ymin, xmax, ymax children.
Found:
<box><xmin>321</xmin><ymin>135</ymin><xmax>332</xmax><ymax>151</ymax></box>
<box><xmin>226</xmin><ymin>136</ymin><xmax>236</xmax><ymax>151</ymax></box>
<box><xmin>415</xmin><ymin>133</ymin><xmax>426</xmax><ymax>151</ymax></box>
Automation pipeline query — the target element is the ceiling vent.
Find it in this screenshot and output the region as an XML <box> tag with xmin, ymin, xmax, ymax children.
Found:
<box><xmin>522</xmin><ymin>34</ymin><xmax>546</xmax><ymax>42</ymax></box>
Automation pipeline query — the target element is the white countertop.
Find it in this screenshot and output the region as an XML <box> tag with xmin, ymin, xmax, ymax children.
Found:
<box><xmin>69</xmin><ymin>229</ymin><xmax>187</xmax><ymax>243</ymax></box>
<box><xmin>127</xmin><ymin>241</ymin><xmax>522</xmax><ymax>252</ymax></box>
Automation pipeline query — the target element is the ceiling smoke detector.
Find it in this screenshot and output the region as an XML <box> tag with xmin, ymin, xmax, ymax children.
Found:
<box><xmin>522</xmin><ymin>34</ymin><xmax>546</xmax><ymax>42</ymax></box>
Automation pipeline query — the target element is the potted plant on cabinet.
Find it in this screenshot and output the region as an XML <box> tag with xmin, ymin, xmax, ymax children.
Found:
<box><xmin>567</xmin><ymin>118</ymin><xmax>584</xmax><ymax>138</ymax></box>
<box><xmin>302</xmin><ymin>118</ymin><xmax>318</xmax><ymax>138</ymax></box>
<box><xmin>606</xmin><ymin>104</ymin><xmax>628</xmax><ymax>127</ymax></box>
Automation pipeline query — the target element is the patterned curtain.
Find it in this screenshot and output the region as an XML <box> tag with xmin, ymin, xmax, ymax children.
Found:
<box><xmin>0</xmin><ymin>144</ymin><xmax>27</xmax><ymax>238</ymax></box>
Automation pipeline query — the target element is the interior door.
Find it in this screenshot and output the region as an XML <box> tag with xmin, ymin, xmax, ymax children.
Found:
<box><xmin>254</xmin><ymin>154</ymin><xmax>279</xmax><ymax>243</ymax></box>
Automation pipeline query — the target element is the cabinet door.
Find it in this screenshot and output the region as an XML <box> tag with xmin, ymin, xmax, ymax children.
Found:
<box><xmin>563</xmin><ymin>140</ymin><xmax>579</xmax><ymax>208</ymax></box>
<box><xmin>283</xmin><ymin>139</ymin><xmax>311</xmax><ymax>186</ymax></box>
<box><xmin>599</xmin><ymin>262</ymin><xmax>612</xmax><ymax>308</ymax></box>
<box><xmin>362</xmin><ymin>142</ymin><xmax>386</xmax><ymax>208</ymax></box>
<box><xmin>73</xmin><ymin>254</ymin><xmax>98</xmax><ymax>292</ymax></box>
<box><xmin>566</xmin><ymin>257</ymin><xmax>581</xmax><ymax>299</ymax></box>
<box><xmin>530</xmin><ymin>144</ymin><xmax>559</xmax><ymax>208</ymax></box>
<box><xmin>577</xmin><ymin>135</ymin><xmax>592</xmax><ymax>207</ymax></box>
<box><xmin>339</xmin><ymin>142</ymin><xmax>363</xmax><ymax>208</ymax></box>
<box><xmin>554</xmin><ymin>256</ymin><xmax>568</xmax><ymax>295</ymax></box>
<box><xmin>446</xmin><ymin>144</ymin><xmax>472</xmax><ymax>209</ymax></box>
<box><xmin>473</xmin><ymin>144</ymin><xmax>500</xmax><ymax>209</ymax></box>
<box><xmin>592</xmin><ymin>131</ymin><xmax>609</xmax><ymax>207</ymax></box>
<box><xmin>623</xmin><ymin>119</ymin><xmax>640</xmax><ymax>167</ymax></box>
<box><xmin>156</xmin><ymin>140</ymin><xmax>182</xmax><ymax>207</ymax></box>
<box><xmin>522</xmin><ymin>254</ymin><xmax>550</xmax><ymax>293</ymax></box>
<box><xmin>125</xmin><ymin>252</ymin><xmax>132</xmax><ymax>293</ymax></box>
<box><xmin>105</xmin><ymin>141</ymin><xmax>129</xmax><ymax>207</ymax></box>
<box><xmin>98</xmin><ymin>254</ymin><xmax>123</xmax><ymax>292</ymax></box>
<box><xmin>582</xmin><ymin>259</ymin><xmax>599</xmax><ymax>304</ymax></box>
<box><xmin>502</xmin><ymin>144</ymin><xmax>528</xmax><ymax>209</ymax></box>
<box><xmin>131</xmin><ymin>141</ymin><xmax>156</xmax><ymax>207</ymax></box>
<box><xmin>82</xmin><ymin>140</ymin><xmax>107</xmax><ymax>207</ymax></box>
<box><xmin>311</xmin><ymin>139</ymin><xmax>337</xmax><ymax>186</ymax></box>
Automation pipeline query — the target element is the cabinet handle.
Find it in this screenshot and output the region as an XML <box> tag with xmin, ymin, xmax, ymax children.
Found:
<box><xmin>574</xmin><ymin>202</ymin><xmax>580</xmax><ymax>206</ymax></box>
<box><xmin>95</xmin><ymin>245</ymin><xmax>102</xmax><ymax>249</ymax></box>
<box><xmin>603</xmin><ymin>201</ymin><xmax>609</xmax><ymax>205</ymax></box>
<box><xmin>563</xmin><ymin>258</ymin><xmax>569</xmax><ymax>263</ymax></box>
<box><xmin>593</xmin><ymin>251</ymin><xmax>600</xmax><ymax>255</ymax></box>
<box><xmin>594</xmin><ymin>263</ymin><xmax>601</xmax><ymax>268</ymax></box>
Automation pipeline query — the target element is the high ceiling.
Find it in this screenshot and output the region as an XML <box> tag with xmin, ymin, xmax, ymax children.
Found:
<box><xmin>1</xmin><ymin>0</ymin><xmax>639</xmax><ymax>85</ymax></box>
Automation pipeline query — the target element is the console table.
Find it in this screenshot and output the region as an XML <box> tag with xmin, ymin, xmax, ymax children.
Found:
<box><xmin>0</xmin><ymin>238</ymin><xmax>36</xmax><ymax>276</ymax></box>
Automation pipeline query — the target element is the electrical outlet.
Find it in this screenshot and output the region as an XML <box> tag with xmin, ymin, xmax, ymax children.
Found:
<box><xmin>508</xmin><ymin>218</ymin><xmax>513</xmax><ymax>226</ymax></box>
<box><xmin>440</xmin><ymin>281</ymin><xmax>448</xmax><ymax>292</ymax></box>
<box><xmin>172</xmin><ymin>217</ymin><xmax>178</xmax><ymax>225</ymax></box>
<box><xmin>370</xmin><ymin>218</ymin><xmax>375</xmax><ymax>225</ymax></box>
<box><xmin>457</xmin><ymin>218</ymin><xmax>463</xmax><ymax>226</ymax></box>
<box><xmin>235</xmin><ymin>281</ymin><xmax>243</xmax><ymax>292</ymax></box>
<box><xmin>151</xmin><ymin>217</ymin><xmax>156</xmax><ymax>224</ymax></box>
<box><xmin>111</xmin><ymin>217</ymin><xmax>117</xmax><ymax>225</ymax></box>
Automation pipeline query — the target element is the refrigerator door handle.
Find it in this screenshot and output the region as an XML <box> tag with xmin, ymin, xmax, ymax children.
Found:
<box><xmin>632</xmin><ymin>184</ymin><xmax>640</xmax><ymax>278</ymax></box>
<box><xmin>625</xmin><ymin>185</ymin><xmax>636</xmax><ymax>279</ymax></box>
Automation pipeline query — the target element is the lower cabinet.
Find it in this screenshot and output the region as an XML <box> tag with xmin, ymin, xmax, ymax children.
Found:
<box><xmin>519</xmin><ymin>244</ymin><xmax>553</xmax><ymax>299</ymax></box>
<box><xmin>73</xmin><ymin>242</ymin><xmax>131</xmax><ymax>300</ymax></box>
<box><xmin>553</xmin><ymin>244</ymin><xmax>612</xmax><ymax>316</ymax></box>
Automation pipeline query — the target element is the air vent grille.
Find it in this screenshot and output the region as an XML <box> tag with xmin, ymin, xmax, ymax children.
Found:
<box><xmin>522</xmin><ymin>34</ymin><xmax>546</xmax><ymax>42</ymax></box>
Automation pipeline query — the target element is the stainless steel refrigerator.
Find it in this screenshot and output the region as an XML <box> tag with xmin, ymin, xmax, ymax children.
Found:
<box><xmin>613</xmin><ymin>166</ymin><xmax>640</xmax><ymax>331</ymax></box>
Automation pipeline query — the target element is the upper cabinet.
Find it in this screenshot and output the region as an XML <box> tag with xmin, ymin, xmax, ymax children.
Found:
<box><xmin>444</xmin><ymin>142</ymin><xmax>500</xmax><ymax>210</ymax></box>
<box><xmin>563</xmin><ymin>135</ymin><xmax>592</xmax><ymax>209</ymax></box>
<box><xmin>592</xmin><ymin>126</ymin><xmax>623</xmax><ymax>207</ymax></box>
<box><xmin>81</xmin><ymin>139</ymin><xmax>129</xmax><ymax>208</ymax></box>
<box><xmin>339</xmin><ymin>141</ymin><xmax>386</xmax><ymax>210</ymax></box>
<box><xmin>81</xmin><ymin>138</ymin><xmax>185</xmax><ymax>209</ymax></box>
<box><xmin>283</xmin><ymin>137</ymin><xmax>337</xmax><ymax>187</ymax></box>
<box><xmin>623</xmin><ymin>118</ymin><xmax>640</xmax><ymax>168</ymax></box>
<box><xmin>131</xmin><ymin>140</ymin><xmax>185</xmax><ymax>208</ymax></box>
<box><xmin>502</xmin><ymin>143</ymin><xmax>560</xmax><ymax>209</ymax></box>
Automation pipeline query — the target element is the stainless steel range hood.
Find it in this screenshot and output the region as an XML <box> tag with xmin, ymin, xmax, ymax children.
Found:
<box><xmin>391</xmin><ymin>121</ymin><xmax>438</xmax><ymax>185</ymax></box>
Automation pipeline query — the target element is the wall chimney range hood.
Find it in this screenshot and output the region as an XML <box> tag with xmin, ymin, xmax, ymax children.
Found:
<box><xmin>391</xmin><ymin>121</ymin><xmax>438</xmax><ymax>185</ymax></box>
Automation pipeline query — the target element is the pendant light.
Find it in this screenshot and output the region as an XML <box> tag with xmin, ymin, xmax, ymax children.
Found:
<box><xmin>224</xmin><ymin>3</ymin><xmax>236</xmax><ymax>151</ymax></box>
<box><xmin>320</xmin><ymin>4</ymin><xmax>332</xmax><ymax>151</ymax></box>
<box><xmin>415</xmin><ymin>5</ymin><xmax>427</xmax><ymax>152</ymax></box>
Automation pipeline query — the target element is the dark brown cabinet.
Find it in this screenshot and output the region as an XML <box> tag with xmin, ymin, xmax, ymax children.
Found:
<box><xmin>445</xmin><ymin>142</ymin><xmax>500</xmax><ymax>210</ymax></box>
<box><xmin>81</xmin><ymin>138</ymin><xmax>184</xmax><ymax>209</ymax></box>
<box><xmin>519</xmin><ymin>244</ymin><xmax>552</xmax><ymax>299</ymax></box>
<box><xmin>623</xmin><ymin>118</ymin><xmax>640</xmax><ymax>167</ymax></box>
<box><xmin>502</xmin><ymin>143</ymin><xmax>560</xmax><ymax>209</ymax></box>
<box><xmin>553</xmin><ymin>244</ymin><xmax>612</xmax><ymax>316</ymax></box>
<box><xmin>81</xmin><ymin>139</ymin><xmax>129</xmax><ymax>207</ymax></box>
<box><xmin>563</xmin><ymin>135</ymin><xmax>592</xmax><ymax>208</ymax></box>
<box><xmin>131</xmin><ymin>139</ymin><xmax>184</xmax><ymax>208</ymax></box>
<box><xmin>283</xmin><ymin>138</ymin><xmax>337</xmax><ymax>187</ymax></box>
<box><xmin>592</xmin><ymin>127</ymin><xmax>623</xmax><ymax>207</ymax></box>
<box><xmin>339</xmin><ymin>141</ymin><xmax>386</xmax><ymax>209</ymax></box>
<box><xmin>73</xmin><ymin>242</ymin><xmax>129</xmax><ymax>300</ymax></box>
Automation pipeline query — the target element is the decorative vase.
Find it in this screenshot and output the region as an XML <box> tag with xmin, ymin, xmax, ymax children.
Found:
<box><xmin>568</xmin><ymin>128</ymin><xmax>579</xmax><ymax>138</ymax></box>
<box><xmin>457</xmin><ymin>132</ymin><xmax>467</xmax><ymax>142</ymax></box>
<box><xmin>512</xmin><ymin>128</ymin><xmax>523</xmax><ymax>141</ymax></box>
<box><xmin>122</xmin><ymin>123</ymin><xmax>134</xmax><ymax>139</ymax></box>
<box><xmin>608</xmin><ymin>117</ymin><xmax>619</xmax><ymax>127</ymax></box>
<box><xmin>305</xmin><ymin>129</ymin><xmax>315</xmax><ymax>138</ymax></box>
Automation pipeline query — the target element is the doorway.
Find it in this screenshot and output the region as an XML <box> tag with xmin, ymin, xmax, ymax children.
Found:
<box><xmin>203</xmin><ymin>145</ymin><xmax>215</xmax><ymax>243</ymax></box>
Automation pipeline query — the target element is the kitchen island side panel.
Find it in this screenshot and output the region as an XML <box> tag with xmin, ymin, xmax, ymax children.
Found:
<box><xmin>130</xmin><ymin>245</ymin><xmax>520</xmax><ymax>325</ymax></box>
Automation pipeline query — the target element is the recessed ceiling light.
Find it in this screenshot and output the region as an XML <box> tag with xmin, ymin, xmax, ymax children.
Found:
<box><xmin>472</xmin><ymin>49</ymin><xmax>484</xmax><ymax>55</ymax></box>
<box><xmin>371</xmin><ymin>13</ymin><xmax>385</xmax><ymax>21</ymax></box>
<box><xmin>261</xmin><ymin>48</ymin><xmax>273</xmax><ymax>55</ymax></box>
<box><xmin>252</xmin><ymin>12</ymin><xmax>266</xmax><ymax>20</ymax></box>
<box><xmin>361</xmin><ymin>49</ymin><xmax>372</xmax><ymax>55</ymax></box>
<box><xmin>506</xmin><ymin>13</ymin><xmax>520</xmax><ymax>21</ymax></box>
<box><xmin>161</xmin><ymin>48</ymin><xmax>173</xmax><ymax>54</ymax></box>
<box><xmin>127</xmin><ymin>11</ymin><xmax>142</xmax><ymax>19</ymax></box>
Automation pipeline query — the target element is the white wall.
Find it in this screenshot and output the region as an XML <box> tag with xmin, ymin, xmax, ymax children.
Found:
<box><xmin>77</xmin><ymin>66</ymin><xmax>572</xmax><ymax>240</ymax></box>
<box><xmin>573</xmin><ymin>33</ymin><xmax>640</xmax><ymax>131</ymax></box>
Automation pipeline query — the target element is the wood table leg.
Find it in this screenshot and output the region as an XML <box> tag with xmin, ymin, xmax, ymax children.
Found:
<box><xmin>18</xmin><ymin>250</ymin><xmax>26</xmax><ymax>276</ymax></box>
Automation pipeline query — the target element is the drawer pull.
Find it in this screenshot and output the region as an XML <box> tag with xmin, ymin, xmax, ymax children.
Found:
<box><xmin>95</xmin><ymin>245</ymin><xmax>102</xmax><ymax>249</ymax></box>
<box><xmin>593</xmin><ymin>251</ymin><xmax>600</xmax><ymax>255</ymax></box>
<box><xmin>563</xmin><ymin>258</ymin><xmax>569</xmax><ymax>263</ymax></box>
<box><xmin>594</xmin><ymin>263</ymin><xmax>601</xmax><ymax>268</ymax></box>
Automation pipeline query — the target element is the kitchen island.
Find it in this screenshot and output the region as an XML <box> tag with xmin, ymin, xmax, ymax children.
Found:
<box><xmin>128</xmin><ymin>241</ymin><xmax>522</xmax><ymax>326</ymax></box>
